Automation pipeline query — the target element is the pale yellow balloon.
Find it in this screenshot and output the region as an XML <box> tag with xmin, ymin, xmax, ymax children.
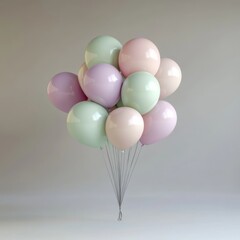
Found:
<box><xmin>155</xmin><ymin>58</ymin><xmax>182</xmax><ymax>99</ymax></box>
<box><xmin>106</xmin><ymin>107</ymin><xmax>144</xmax><ymax>150</ymax></box>
<box><xmin>77</xmin><ymin>63</ymin><xmax>88</xmax><ymax>90</ymax></box>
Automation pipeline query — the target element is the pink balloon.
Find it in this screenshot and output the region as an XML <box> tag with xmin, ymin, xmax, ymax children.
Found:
<box><xmin>140</xmin><ymin>101</ymin><xmax>177</xmax><ymax>145</ymax></box>
<box><xmin>106</xmin><ymin>107</ymin><xmax>144</xmax><ymax>150</ymax></box>
<box><xmin>119</xmin><ymin>38</ymin><xmax>160</xmax><ymax>77</ymax></box>
<box><xmin>155</xmin><ymin>58</ymin><xmax>182</xmax><ymax>99</ymax></box>
<box><xmin>47</xmin><ymin>72</ymin><xmax>87</xmax><ymax>113</ymax></box>
<box><xmin>83</xmin><ymin>63</ymin><xmax>123</xmax><ymax>108</ymax></box>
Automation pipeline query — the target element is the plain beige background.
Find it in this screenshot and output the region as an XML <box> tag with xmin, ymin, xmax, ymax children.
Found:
<box><xmin>0</xmin><ymin>0</ymin><xmax>240</xmax><ymax>239</ymax></box>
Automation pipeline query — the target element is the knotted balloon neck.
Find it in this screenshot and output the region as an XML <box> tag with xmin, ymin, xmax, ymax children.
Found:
<box><xmin>118</xmin><ymin>207</ymin><xmax>122</xmax><ymax>221</ymax></box>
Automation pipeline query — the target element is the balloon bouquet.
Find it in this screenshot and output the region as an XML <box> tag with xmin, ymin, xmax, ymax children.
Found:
<box><xmin>47</xmin><ymin>35</ymin><xmax>181</xmax><ymax>220</ymax></box>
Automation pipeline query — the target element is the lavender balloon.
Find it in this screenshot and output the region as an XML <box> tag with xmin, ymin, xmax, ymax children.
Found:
<box><xmin>47</xmin><ymin>72</ymin><xmax>87</xmax><ymax>113</ymax></box>
<box><xmin>140</xmin><ymin>101</ymin><xmax>177</xmax><ymax>145</ymax></box>
<box><xmin>83</xmin><ymin>63</ymin><xmax>123</xmax><ymax>108</ymax></box>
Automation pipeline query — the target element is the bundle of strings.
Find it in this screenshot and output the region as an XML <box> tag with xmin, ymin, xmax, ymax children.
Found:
<box><xmin>102</xmin><ymin>141</ymin><xmax>143</xmax><ymax>221</ymax></box>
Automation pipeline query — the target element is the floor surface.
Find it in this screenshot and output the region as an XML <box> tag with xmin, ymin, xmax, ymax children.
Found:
<box><xmin>0</xmin><ymin>193</ymin><xmax>239</xmax><ymax>240</ymax></box>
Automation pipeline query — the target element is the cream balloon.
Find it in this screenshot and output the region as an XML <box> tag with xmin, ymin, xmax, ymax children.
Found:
<box><xmin>155</xmin><ymin>58</ymin><xmax>182</xmax><ymax>99</ymax></box>
<box><xmin>77</xmin><ymin>63</ymin><xmax>88</xmax><ymax>90</ymax></box>
<box><xmin>106</xmin><ymin>107</ymin><xmax>144</xmax><ymax>150</ymax></box>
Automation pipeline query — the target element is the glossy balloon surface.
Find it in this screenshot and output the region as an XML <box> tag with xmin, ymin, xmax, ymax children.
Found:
<box><xmin>155</xmin><ymin>58</ymin><xmax>182</xmax><ymax>99</ymax></box>
<box><xmin>47</xmin><ymin>72</ymin><xmax>87</xmax><ymax>113</ymax></box>
<box><xmin>140</xmin><ymin>101</ymin><xmax>177</xmax><ymax>145</ymax></box>
<box><xmin>106</xmin><ymin>107</ymin><xmax>144</xmax><ymax>150</ymax></box>
<box><xmin>121</xmin><ymin>71</ymin><xmax>160</xmax><ymax>114</ymax></box>
<box><xmin>119</xmin><ymin>38</ymin><xmax>160</xmax><ymax>77</ymax></box>
<box><xmin>67</xmin><ymin>101</ymin><xmax>108</xmax><ymax>148</ymax></box>
<box><xmin>83</xmin><ymin>63</ymin><xmax>123</xmax><ymax>108</ymax></box>
<box><xmin>77</xmin><ymin>63</ymin><xmax>88</xmax><ymax>91</ymax></box>
<box><xmin>85</xmin><ymin>35</ymin><xmax>122</xmax><ymax>68</ymax></box>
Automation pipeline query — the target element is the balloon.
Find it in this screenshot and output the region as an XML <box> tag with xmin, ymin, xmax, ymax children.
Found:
<box><xmin>77</xmin><ymin>63</ymin><xmax>88</xmax><ymax>90</ymax></box>
<box><xmin>155</xmin><ymin>58</ymin><xmax>182</xmax><ymax>99</ymax></box>
<box><xmin>140</xmin><ymin>101</ymin><xmax>177</xmax><ymax>145</ymax></box>
<box><xmin>83</xmin><ymin>63</ymin><xmax>123</xmax><ymax>108</ymax></box>
<box><xmin>121</xmin><ymin>71</ymin><xmax>160</xmax><ymax>114</ymax></box>
<box><xmin>47</xmin><ymin>72</ymin><xmax>87</xmax><ymax>113</ymax></box>
<box><xmin>67</xmin><ymin>101</ymin><xmax>108</xmax><ymax>148</ymax></box>
<box><xmin>106</xmin><ymin>107</ymin><xmax>144</xmax><ymax>150</ymax></box>
<box><xmin>119</xmin><ymin>38</ymin><xmax>160</xmax><ymax>77</ymax></box>
<box><xmin>85</xmin><ymin>35</ymin><xmax>122</xmax><ymax>69</ymax></box>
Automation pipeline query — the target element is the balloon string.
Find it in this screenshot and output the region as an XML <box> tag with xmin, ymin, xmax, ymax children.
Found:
<box><xmin>124</xmin><ymin>143</ymin><xmax>143</xmax><ymax>193</ymax></box>
<box><xmin>102</xmin><ymin>146</ymin><xmax>118</xmax><ymax>201</ymax></box>
<box><xmin>103</xmin><ymin>141</ymin><xmax>143</xmax><ymax>221</ymax></box>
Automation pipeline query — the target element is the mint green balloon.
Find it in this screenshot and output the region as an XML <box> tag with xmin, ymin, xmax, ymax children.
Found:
<box><xmin>67</xmin><ymin>101</ymin><xmax>108</xmax><ymax>148</ymax></box>
<box><xmin>121</xmin><ymin>72</ymin><xmax>160</xmax><ymax>114</ymax></box>
<box><xmin>85</xmin><ymin>35</ymin><xmax>122</xmax><ymax>68</ymax></box>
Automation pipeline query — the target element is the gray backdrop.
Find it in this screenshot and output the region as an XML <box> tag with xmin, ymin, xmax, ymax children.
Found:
<box><xmin>0</xmin><ymin>0</ymin><xmax>240</xmax><ymax>239</ymax></box>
